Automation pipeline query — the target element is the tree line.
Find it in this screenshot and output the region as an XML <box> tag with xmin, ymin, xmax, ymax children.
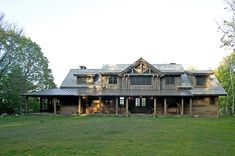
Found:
<box><xmin>0</xmin><ymin>13</ymin><xmax>56</xmax><ymax>114</ymax></box>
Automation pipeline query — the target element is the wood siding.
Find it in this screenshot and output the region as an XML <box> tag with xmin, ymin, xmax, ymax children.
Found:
<box><xmin>160</xmin><ymin>76</ymin><xmax>180</xmax><ymax>90</ymax></box>
<box><xmin>192</xmin><ymin>97</ymin><xmax>218</xmax><ymax>116</ymax></box>
<box><xmin>102</xmin><ymin>76</ymin><xmax>121</xmax><ymax>89</ymax></box>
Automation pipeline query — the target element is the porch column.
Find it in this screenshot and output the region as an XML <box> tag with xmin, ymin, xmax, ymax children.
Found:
<box><xmin>99</xmin><ymin>96</ymin><xmax>102</xmax><ymax>114</ymax></box>
<box><xmin>25</xmin><ymin>96</ymin><xmax>29</xmax><ymax>114</ymax></box>
<box><xmin>40</xmin><ymin>97</ymin><xmax>43</xmax><ymax>113</ymax></box>
<box><xmin>181</xmin><ymin>98</ymin><xmax>184</xmax><ymax>115</ymax></box>
<box><xmin>189</xmin><ymin>98</ymin><xmax>192</xmax><ymax>116</ymax></box>
<box><xmin>116</xmin><ymin>97</ymin><xmax>119</xmax><ymax>115</ymax></box>
<box><xmin>78</xmin><ymin>96</ymin><xmax>81</xmax><ymax>114</ymax></box>
<box><xmin>53</xmin><ymin>98</ymin><xmax>56</xmax><ymax>114</ymax></box>
<box><xmin>153</xmin><ymin>97</ymin><xmax>157</xmax><ymax>117</ymax></box>
<box><xmin>164</xmin><ymin>97</ymin><xmax>167</xmax><ymax>116</ymax></box>
<box><xmin>126</xmin><ymin>97</ymin><xmax>129</xmax><ymax>117</ymax></box>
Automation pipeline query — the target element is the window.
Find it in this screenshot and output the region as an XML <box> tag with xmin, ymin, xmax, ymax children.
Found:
<box><xmin>130</xmin><ymin>76</ymin><xmax>152</xmax><ymax>85</ymax></box>
<box><xmin>120</xmin><ymin>97</ymin><xmax>124</xmax><ymax>105</ymax></box>
<box><xmin>210</xmin><ymin>97</ymin><xmax>216</xmax><ymax>105</ymax></box>
<box><xmin>77</xmin><ymin>77</ymin><xmax>93</xmax><ymax>84</ymax></box>
<box><xmin>109</xmin><ymin>76</ymin><xmax>117</xmax><ymax>84</ymax></box>
<box><xmin>77</xmin><ymin>77</ymin><xmax>86</xmax><ymax>84</ymax></box>
<box><xmin>165</xmin><ymin>76</ymin><xmax>175</xmax><ymax>85</ymax></box>
<box><xmin>135</xmin><ymin>98</ymin><xmax>140</xmax><ymax>107</ymax></box>
<box><xmin>142</xmin><ymin>98</ymin><xmax>146</xmax><ymax>107</ymax></box>
<box><xmin>196</xmin><ymin>76</ymin><xmax>205</xmax><ymax>86</ymax></box>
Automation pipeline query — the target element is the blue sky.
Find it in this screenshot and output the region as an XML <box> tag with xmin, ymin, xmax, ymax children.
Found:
<box><xmin>1</xmin><ymin>0</ymin><xmax>228</xmax><ymax>85</ymax></box>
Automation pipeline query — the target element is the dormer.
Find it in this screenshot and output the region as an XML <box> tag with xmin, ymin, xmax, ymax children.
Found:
<box><xmin>186</xmin><ymin>70</ymin><xmax>213</xmax><ymax>88</ymax></box>
<box><xmin>75</xmin><ymin>74</ymin><xmax>96</xmax><ymax>85</ymax></box>
<box><xmin>73</xmin><ymin>69</ymin><xmax>100</xmax><ymax>86</ymax></box>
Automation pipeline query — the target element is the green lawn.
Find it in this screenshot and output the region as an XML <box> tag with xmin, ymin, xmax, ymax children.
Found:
<box><xmin>0</xmin><ymin>115</ymin><xmax>235</xmax><ymax>156</ymax></box>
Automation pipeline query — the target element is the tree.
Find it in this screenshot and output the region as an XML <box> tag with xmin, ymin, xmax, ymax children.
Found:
<box><xmin>217</xmin><ymin>0</ymin><xmax>235</xmax><ymax>114</ymax></box>
<box><xmin>215</xmin><ymin>51</ymin><xmax>235</xmax><ymax>114</ymax></box>
<box><xmin>187</xmin><ymin>65</ymin><xmax>197</xmax><ymax>71</ymax></box>
<box><xmin>0</xmin><ymin>13</ymin><xmax>56</xmax><ymax>114</ymax></box>
<box><xmin>218</xmin><ymin>0</ymin><xmax>235</xmax><ymax>49</ymax></box>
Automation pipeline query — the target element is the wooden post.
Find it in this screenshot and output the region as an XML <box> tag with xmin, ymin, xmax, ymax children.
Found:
<box><xmin>181</xmin><ymin>98</ymin><xmax>184</xmax><ymax>115</ymax></box>
<box><xmin>116</xmin><ymin>97</ymin><xmax>118</xmax><ymax>115</ymax></box>
<box><xmin>53</xmin><ymin>98</ymin><xmax>56</xmax><ymax>114</ymax></box>
<box><xmin>78</xmin><ymin>96</ymin><xmax>81</xmax><ymax>114</ymax></box>
<box><xmin>157</xmin><ymin>77</ymin><xmax>161</xmax><ymax>90</ymax></box>
<box><xmin>126</xmin><ymin>97</ymin><xmax>129</xmax><ymax>117</ymax></box>
<box><xmin>25</xmin><ymin>96</ymin><xmax>29</xmax><ymax>114</ymax></box>
<box><xmin>40</xmin><ymin>97</ymin><xmax>42</xmax><ymax>113</ymax></box>
<box><xmin>164</xmin><ymin>97</ymin><xmax>167</xmax><ymax>116</ymax></box>
<box><xmin>99</xmin><ymin>96</ymin><xmax>102</xmax><ymax>114</ymax></box>
<box><xmin>189</xmin><ymin>98</ymin><xmax>192</xmax><ymax>116</ymax></box>
<box><xmin>154</xmin><ymin>97</ymin><xmax>157</xmax><ymax>117</ymax></box>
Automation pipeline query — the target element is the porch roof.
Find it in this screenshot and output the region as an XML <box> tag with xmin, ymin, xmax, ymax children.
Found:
<box><xmin>23</xmin><ymin>88</ymin><xmax>192</xmax><ymax>97</ymax></box>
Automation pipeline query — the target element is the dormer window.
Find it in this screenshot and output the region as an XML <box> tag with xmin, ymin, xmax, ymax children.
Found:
<box><xmin>77</xmin><ymin>77</ymin><xmax>86</xmax><ymax>84</ymax></box>
<box><xmin>77</xmin><ymin>76</ymin><xmax>94</xmax><ymax>84</ymax></box>
<box><xmin>196</xmin><ymin>76</ymin><xmax>206</xmax><ymax>86</ymax></box>
<box><xmin>165</xmin><ymin>76</ymin><xmax>175</xmax><ymax>85</ymax></box>
<box><xmin>109</xmin><ymin>76</ymin><xmax>117</xmax><ymax>84</ymax></box>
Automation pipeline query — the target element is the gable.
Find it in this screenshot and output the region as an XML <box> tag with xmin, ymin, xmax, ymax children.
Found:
<box><xmin>120</xmin><ymin>57</ymin><xmax>162</xmax><ymax>76</ymax></box>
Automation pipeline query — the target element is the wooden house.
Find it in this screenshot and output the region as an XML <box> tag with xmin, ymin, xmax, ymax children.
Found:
<box><xmin>23</xmin><ymin>58</ymin><xmax>227</xmax><ymax>117</ymax></box>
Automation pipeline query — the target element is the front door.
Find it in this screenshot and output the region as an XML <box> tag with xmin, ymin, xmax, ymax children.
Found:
<box><xmin>131</xmin><ymin>97</ymin><xmax>152</xmax><ymax>113</ymax></box>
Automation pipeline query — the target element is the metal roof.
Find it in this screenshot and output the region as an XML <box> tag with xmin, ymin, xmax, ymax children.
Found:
<box><xmin>190</xmin><ymin>75</ymin><xmax>227</xmax><ymax>96</ymax></box>
<box><xmin>61</xmin><ymin>64</ymin><xmax>185</xmax><ymax>87</ymax></box>
<box><xmin>23</xmin><ymin>87</ymin><xmax>192</xmax><ymax>97</ymax></box>
<box><xmin>30</xmin><ymin>58</ymin><xmax>226</xmax><ymax>97</ymax></box>
<box><xmin>22</xmin><ymin>88</ymin><xmax>79</xmax><ymax>96</ymax></box>
<box><xmin>102</xmin><ymin>64</ymin><xmax>184</xmax><ymax>73</ymax></box>
<box><xmin>186</xmin><ymin>70</ymin><xmax>213</xmax><ymax>75</ymax></box>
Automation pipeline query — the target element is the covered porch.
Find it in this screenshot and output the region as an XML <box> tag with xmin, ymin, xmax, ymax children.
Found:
<box><xmin>23</xmin><ymin>88</ymin><xmax>193</xmax><ymax>116</ymax></box>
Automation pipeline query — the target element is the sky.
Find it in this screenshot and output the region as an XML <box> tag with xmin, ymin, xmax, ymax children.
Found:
<box><xmin>0</xmin><ymin>0</ymin><xmax>229</xmax><ymax>86</ymax></box>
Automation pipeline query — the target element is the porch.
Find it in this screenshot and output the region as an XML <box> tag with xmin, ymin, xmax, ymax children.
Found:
<box><xmin>37</xmin><ymin>96</ymin><xmax>193</xmax><ymax>116</ymax></box>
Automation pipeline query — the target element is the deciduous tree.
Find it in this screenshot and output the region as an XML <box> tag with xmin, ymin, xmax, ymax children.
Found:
<box><xmin>0</xmin><ymin>13</ymin><xmax>56</xmax><ymax>114</ymax></box>
<box><xmin>217</xmin><ymin>0</ymin><xmax>235</xmax><ymax>114</ymax></box>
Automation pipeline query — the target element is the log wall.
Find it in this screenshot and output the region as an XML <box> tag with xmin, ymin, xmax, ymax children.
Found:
<box><xmin>192</xmin><ymin>97</ymin><xmax>218</xmax><ymax>117</ymax></box>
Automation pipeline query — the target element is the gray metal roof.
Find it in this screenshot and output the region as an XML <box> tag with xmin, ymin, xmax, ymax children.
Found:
<box><xmin>102</xmin><ymin>64</ymin><xmax>185</xmax><ymax>73</ymax></box>
<box><xmin>23</xmin><ymin>88</ymin><xmax>79</xmax><ymax>96</ymax></box>
<box><xmin>31</xmin><ymin>57</ymin><xmax>226</xmax><ymax>97</ymax></box>
<box><xmin>153</xmin><ymin>64</ymin><xmax>184</xmax><ymax>74</ymax></box>
<box><xmin>190</xmin><ymin>75</ymin><xmax>227</xmax><ymax>96</ymax></box>
<box><xmin>61</xmin><ymin>64</ymin><xmax>185</xmax><ymax>87</ymax></box>
<box><xmin>186</xmin><ymin>70</ymin><xmax>213</xmax><ymax>75</ymax></box>
<box><xmin>24</xmin><ymin>74</ymin><xmax>227</xmax><ymax>97</ymax></box>
<box><xmin>179</xmin><ymin>73</ymin><xmax>192</xmax><ymax>88</ymax></box>
<box><xmin>60</xmin><ymin>69</ymin><xmax>78</xmax><ymax>88</ymax></box>
<box><xmin>102</xmin><ymin>64</ymin><xmax>129</xmax><ymax>71</ymax></box>
<box><xmin>23</xmin><ymin>88</ymin><xmax>192</xmax><ymax>97</ymax></box>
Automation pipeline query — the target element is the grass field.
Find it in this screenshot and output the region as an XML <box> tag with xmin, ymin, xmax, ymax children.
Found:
<box><xmin>0</xmin><ymin>115</ymin><xmax>235</xmax><ymax>156</ymax></box>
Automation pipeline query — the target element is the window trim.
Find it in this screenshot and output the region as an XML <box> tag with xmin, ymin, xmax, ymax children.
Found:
<box><xmin>108</xmin><ymin>75</ymin><xmax>118</xmax><ymax>84</ymax></box>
